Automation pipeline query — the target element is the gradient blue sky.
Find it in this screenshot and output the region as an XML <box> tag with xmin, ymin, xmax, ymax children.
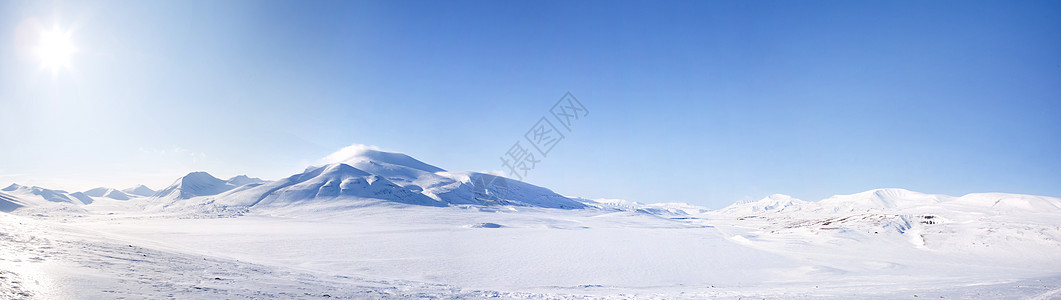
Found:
<box><xmin>1</xmin><ymin>0</ymin><xmax>1059</xmax><ymax>208</ymax></box>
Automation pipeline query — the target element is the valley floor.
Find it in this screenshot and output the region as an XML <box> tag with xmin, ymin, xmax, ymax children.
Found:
<box><xmin>2</xmin><ymin>201</ymin><xmax>1061</xmax><ymax>299</ymax></box>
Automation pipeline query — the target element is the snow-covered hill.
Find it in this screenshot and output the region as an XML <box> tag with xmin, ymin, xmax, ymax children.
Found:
<box><xmin>84</xmin><ymin>187</ymin><xmax>131</xmax><ymax>200</ymax></box>
<box><xmin>717</xmin><ymin>193</ymin><xmax>807</xmax><ymax>215</ymax></box>
<box><xmin>153</xmin><ymin>172</ymin><xmax>264</xmax><ymax>200</ymax></box>
<box><xmin>705</xmin><ymin>188</ymin><xmax>1061</xmax><ymax>288</ymax></box>
<box><xmin>0</xmin><ymin>184</ymin><xmax>90</xmax><ymax>215</ymax></box>
<box><xmin>579</xmin><ymin>198</ymin><xmax>711</xmax><ymax>215</ymax></box>
<box><xmin>717</xmin><ymin>188</ymin><xmax>1061</xmax><ymax>216</ymax></box>
<box><xmin>2</xmin><ymin>184</ymin><xmax>91</xmax><ymax>205</ymax></box>
<box><xmin>122</xmin><ymin>184</ymin><xmax>156</xmax><ymax>197</ymax></box>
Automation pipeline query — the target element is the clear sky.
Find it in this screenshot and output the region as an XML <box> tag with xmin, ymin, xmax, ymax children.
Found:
<box><xmin>1</xmin><ymin>0</ymin><xmax>1059</xmax><ymax>208</ymax></box>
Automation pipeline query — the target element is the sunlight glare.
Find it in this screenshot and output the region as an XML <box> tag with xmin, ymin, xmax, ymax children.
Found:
<box><xmin>35</xmin><ymin>26</ymin><xmax>76</xmax><ymax>75</ymax></box>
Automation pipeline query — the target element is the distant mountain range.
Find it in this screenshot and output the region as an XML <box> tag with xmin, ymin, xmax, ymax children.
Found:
<box><xmin>0</xmin><ymin>148</ymin><xmax>585</xmax><ymax>214</ymax></box>
<box><xmin>147</xmin><ymin>148</ymin><xmax>586</xmax><ymax>214</ymax></box>
<box><xmin>719</xmin><ymin>188</ymin><xmax>1061</xmax><ymax>215</ymax></box>
<box><xmin>1</xmin><ymin>147</ymin><xmax>1058</xmax><ymax>219</ymax></box>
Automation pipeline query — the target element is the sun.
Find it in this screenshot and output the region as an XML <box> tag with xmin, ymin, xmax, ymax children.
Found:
<box><xmin>34</xmin><ymin>26</ymin><xmax>76</xmax><ymax>74</ymax></box>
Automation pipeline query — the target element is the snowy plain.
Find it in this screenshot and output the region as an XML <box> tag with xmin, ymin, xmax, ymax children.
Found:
<box><xmin>1</xmin><ymin>148</ymin><xmax>1060</xmax><ymax>299</ymax></box>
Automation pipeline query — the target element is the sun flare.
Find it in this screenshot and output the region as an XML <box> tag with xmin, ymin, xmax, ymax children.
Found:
<box><xmin>35</xmin><ymin>26</ymin><xmax>75</xmax><ymax>74</ymax></box>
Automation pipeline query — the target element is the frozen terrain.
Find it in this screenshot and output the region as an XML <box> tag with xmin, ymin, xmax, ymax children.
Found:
<box><xmin>2</xmin><ymin>148</ymin><xmax>1060</xmax><ymax>299</ymax></box>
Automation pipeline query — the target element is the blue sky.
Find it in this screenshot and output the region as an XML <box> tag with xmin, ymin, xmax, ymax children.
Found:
<box><xmin>1</xmin><ymin>0</ymin><xmax>1059</xmax><ymax>208</ymax></box>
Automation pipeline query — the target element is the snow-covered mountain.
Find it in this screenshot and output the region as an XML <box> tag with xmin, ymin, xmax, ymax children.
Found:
<box><xmin>1</xmin><ymin>147</ymin><xmax>1055</xmax><ymax>219</ymax></box>
<box><xmin>154</xmin><ymin>148</ymin><xmax>585</xmax><ymax>213</ymax></box>
<box><xmin>717</xmin><ymin>188</ymin><xmax>1061</xmax><ymax>216</ymax></box>
<box><xmin>153</xmin><ymin>172</ymin><xmax>264</xmax><ymax>200</ymax></box>
<box><xmin>333</xmin><ymin>147</ymin><xmax>446</xmax><ymax>174</ymax></box>
<box><xmin>711</xmin><ymin>188</ymin><xmax>1061</xmax><ymax>267</ymax></box>
<box><xmin>718</xmin><ymin>194</ymin><xmax>807</xmax><ymax>215</ymax></box>
<box><xmin>2</xmin><ymin>183</ymin><xmax>93</xmax><ymax>205</ymax></box>
<box><xmin>195</xmin><ymin>163</ymin><xmax>446</xmax><ymax>210</ymax></box>
<box><xmin>0</xmin><ymin>184</ymin><xmax>92</xmax><ymax>215</ymax></box>
<box><xmin>225</xmin><ymin>175</ymin><xmax>264</xmax><ymax>187</ymax></box>
<box><xmin>580</xmin><ymin>198</ymin><xmax>711</xmax><ymax>215</ymax></box>
<box><xmin>331</xmin><ymin>148</ymin><xmax>584</xmax><ymax>209</ymax></box>
<box><xmin>122</xmin><ymin>184</ymin><xmax>156</xmax><ymax>197</ymax></box>
<box><xmin>815</xmin><ymin>188</ymin><xmax>950</xmax><ymax>212</ymax></box>
<box><xmin>0</xmin><ymin>148</ymin><xmax>585</xmax><ymax>216</ymax></box>
<box><xmin>84</xmin><ymin>187</ymin><xmax>131</xmax><ymax>200</ymax></box>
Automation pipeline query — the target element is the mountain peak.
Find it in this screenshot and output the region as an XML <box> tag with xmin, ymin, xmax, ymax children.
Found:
<box><xmin>183</xmin><ymin>171</ymin><xmax>222</xmax><ymax>182</ymax></box>
<box><xmin>83</xmin><ymin>187</ymin><xmax>131</xmax><ymax>200</ymax></box>
<box><xmin>154</xmin><ymin>171</ymin><xmax>267</xmax><ymax>200</ymax></box>
<box><xmin>122</xmin><ymin>185</ymin><xmax>157</xmax><ymax>197</ymax></box>
<box><xmin>722</xmin><ymin>193</ymin><xmax>805</xmax><ymax>214</ymax></box>
<box><xmin>763</xmin><ymin>193</ymin><xmax>798</xmax><ymax>201</ymax></box>
<box><xmin>0</xmin><ymin>184</ymin><xmax>87</xmax><ymax>205</ymax></box>
<box><xmin>84</xmin><ymin>187</ymin><xmax>115</xmax><ymax>197</ymax></box>
<box><xmin>226</xmin><ymin>175</ymin><xmax>265</xmax><ymax>187</ymax></box>
<box><xmin>323</xmin><ymin>145</ymin><xmax>445</xmax><ymax>173</ymax></box>
<box><xmin>155</xmin><ymin>171</ymin><xmax>230</xmax><ymax>199</ymax></box>
<box><xmin>817</xmin><ymin>188</ymin><xmax>949</xmax><ymax>211</ymax></box>
<box><xmin>2</xmin><ymin>183</ymin><xmax>22</xmax><ymax>192</ymax></box>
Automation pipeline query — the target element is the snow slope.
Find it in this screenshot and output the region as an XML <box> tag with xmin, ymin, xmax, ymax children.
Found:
<box><xmin>0</xmin><ymin>191</ymin><xmax>23</xmax><ymax>213</ymax></box>
<box><xmin>4</xmin><ymin>189</ymin><xmax>1059</xmax><ymax>299</ymax></box>
<box><xmin>704</xmin><ymin>188</ymin><xmax>1061</xmax><ymax>296</ymax></box>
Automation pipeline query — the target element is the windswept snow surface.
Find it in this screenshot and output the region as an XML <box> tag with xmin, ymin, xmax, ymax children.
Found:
<box><xmin>0</xmin><ymin>188</ymin><xmax>1058</xmax><ymax>298</ymax></box>
<box><xmin>1</xmin><ymin>149</ymin><xmax>1059</xmax><ymax>298</ymax></box>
